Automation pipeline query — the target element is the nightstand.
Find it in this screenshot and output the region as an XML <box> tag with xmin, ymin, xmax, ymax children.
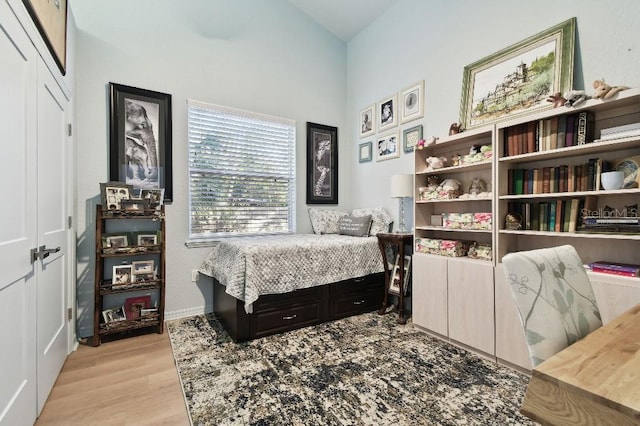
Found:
<box><xmin>376</xmin><ymin>232</ymin><xmax>413</xmax><ymax>324</ymax></box>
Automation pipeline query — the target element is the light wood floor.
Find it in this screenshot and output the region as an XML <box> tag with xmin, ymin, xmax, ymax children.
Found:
<box><xmin>35</xmin><ymin>332</ymin><xmax>190</xmax><ymax>426</ymax></box>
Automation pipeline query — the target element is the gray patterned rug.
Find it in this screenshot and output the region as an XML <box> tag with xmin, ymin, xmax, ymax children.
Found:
<box><xmin>167</xmin><ymin>312</ymin><xmax>534</xmax><ymax>426</ymax></box>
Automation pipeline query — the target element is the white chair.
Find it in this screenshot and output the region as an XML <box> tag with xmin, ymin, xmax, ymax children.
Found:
<box><xmin>502</xmin><ymin>245</ymin><xmax>602</xmax><ymax>367</ymax></box>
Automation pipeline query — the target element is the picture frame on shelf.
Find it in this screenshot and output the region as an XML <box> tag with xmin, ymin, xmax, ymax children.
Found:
<box><xmin>103</xmin><ymin>233</ymin><xmax>131</xmax><ymax>248</ymax></box>
<box><xmin>403</xmin><ymin>124</ymin><xmax>423</xmax><ymax>153</ymax></box>
<box><xmin>613</xmin><ymin>155</ymin><xmax>640</xmax><ymax>189</ymax></box>
<box><xmin>112</xmin><ymin>265</ymin><xmax>133</xmax><ymax>286</ymax></box>
<box><xmin>460</xmin><ymin>17</ymin><xmax>575</xmax><ymax>129</ymax></box>
<box><xmin>120</xmin><ymin>198</ymin><xmax>150</xmax><ymax>212</ymax></box>
<box><xmin>377</xmin><ymin>94</ymin><xmax>397</xmax><ymax>131</ymax></box>
<box><xmin>376</xmin><ymin>132</ymin><xmax>400</xmax><ymax>162</ymax></box>
<box><xmin>22</xmin><ymin>0</ymin><xmax>68</xmax><ymax>75</ymax></box>
<box><xmin>134</xmin><ymin>231</ymin><xmax>159</xmax><ymax>246</ymax></box>
<box><xmin>359</xmin><ymin>104</ymin><xmax>375</xmax><ymax>138</ymax></box>
<box><xmin>139</xmin><ymin>188</ymin><xmax>165</xmax><ymax>210</ymax></box>
<box><xmin>306</xmin><ymin>122</ymin><xmax>338</xmax><ymax>204</ymax></box>
<box><xmin>358</xmin><ymin>141</ymin><xmax>373</xmax><ymax>163</ymax></box>
<box><xmin>124</xmin><ymin>295</ymin><xmax>152</xmax><ymax>320</ymax></box>
<box><xmin>400</xmin><ymin>81</ymin><xmax>424</xmax><ymax>124</ymax></box>
<box><xmin>102</xmin><ymin>305</ymin><xmax>126</xmax><ymax>323</ymax></box>
<box><xmin>109</xmin><ymin>83</ymin><xmax>173</xmax><ymax>202</ymax></box>
<box><xmin>100</xmin><ymin>181</ymin><xmax>133</xmax><ymax>211</ymax></box>
<box><xmin>132</xmin><ymin>260</ymin><xmax>154</xmax><ymax>275</ymax></box>
<box><xmin>133</xmin><ymin>273</ymin><xmax>155</xmax><ymax>282</ymax></box>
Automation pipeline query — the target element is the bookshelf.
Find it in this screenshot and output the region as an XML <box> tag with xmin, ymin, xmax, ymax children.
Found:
<box><xmin>412</xmin><ymin>88</ymin><xmax>640</xmax><ymax>370</ymax></box>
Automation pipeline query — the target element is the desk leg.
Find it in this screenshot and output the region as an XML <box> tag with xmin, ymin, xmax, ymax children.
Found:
<box><xmin>377</xmin><ymin>239</ymin><xmax>391</xmax><ymax>315</ymax></box>
<box><xmin>397</xmin><ymin>243</ymin><xmax>406</xmax><ymax>325</ymax></box>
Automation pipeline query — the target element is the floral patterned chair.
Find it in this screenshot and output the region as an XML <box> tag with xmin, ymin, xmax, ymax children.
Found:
<box><xmin>502</xmin><ymin>245</ymin><xmax>602</xmax><ymax>367</ymax></box>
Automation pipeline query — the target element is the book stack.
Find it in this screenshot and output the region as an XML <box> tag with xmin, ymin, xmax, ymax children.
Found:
<box><xmin>581</xmin><ymin>216</ymin><xmax>640</xmax><ymax>232</ymax></box>
<box><xmin>588</xmin><ymin>261</ymin><xmax>640</xmax><ymax>277</ymax></box>
<box><xmin>599</xmin><ymin>122</ymin><xmax>640</xmax><ymax>141</ymax></box>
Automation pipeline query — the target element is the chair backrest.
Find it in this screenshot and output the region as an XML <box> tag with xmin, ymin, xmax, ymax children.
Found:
<box><xmin>502</xmin><ymin>245</ymin><xmax>602</xmax><ymax>367</ymax></box>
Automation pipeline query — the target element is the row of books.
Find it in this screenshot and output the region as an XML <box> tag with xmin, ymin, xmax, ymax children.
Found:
<box><xmin>506</xmin><ymin>197</ymin><xmax>595</xmax><ymax>232</ymax></box>
<box><xmin>587</xmin><ymin>261</ymin><xmax>640</xmax><ymax>278</ymax></box>
<box><xmin>507</xmin><ymin>158</ymin><xmax>609</xmax><ymax>195</ymax></box>
<box><xmin>503</xmin><ymin>111</ymin><xmax>594</xmax><ymax>157</ymax></box>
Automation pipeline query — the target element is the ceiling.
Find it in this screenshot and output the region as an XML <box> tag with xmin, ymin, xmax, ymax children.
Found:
<box><xmin>287</xmin><ymin>0</ymin><xmax>399</xmax><ymax>41</ymax></box>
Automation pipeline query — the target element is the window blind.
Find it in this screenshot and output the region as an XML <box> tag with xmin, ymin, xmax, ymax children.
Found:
<box><xmin>187</xmin><ymin>100</ymin><xmax>296</xmax><ymax>241</ymax></box>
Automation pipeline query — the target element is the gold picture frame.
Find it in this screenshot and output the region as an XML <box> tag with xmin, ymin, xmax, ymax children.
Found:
<box><xmin>22</xmin><ymin>0</ymin><xmax>68</xmax><ymax>75</ymax></box>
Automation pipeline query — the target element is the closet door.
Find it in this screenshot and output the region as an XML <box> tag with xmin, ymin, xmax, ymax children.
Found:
<box><xmin>0</xmin><ymin>1</ymin><xmax>38</xmax><ymax>424</ymax></box>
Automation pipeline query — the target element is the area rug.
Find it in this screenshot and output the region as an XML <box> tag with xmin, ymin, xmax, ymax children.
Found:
<box><xmin>167</xmin><ymin>312</ymin><xmax>534</xmax><ymax>426</ymax></box>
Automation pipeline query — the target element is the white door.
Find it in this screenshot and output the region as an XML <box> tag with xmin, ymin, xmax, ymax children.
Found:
<box><xmin>0</xmin><ymin>1</ymin><xmax>38</xmax><ymax>424</ymax></box>
<box><xmin>35</xmin><ymin>59</ymin><xmax>69</xmax><ymax>413</ymax></box>
<box><xmin>0</xmin><ymin>2</ymin><xmax>69</xmax><ymax>424</ymax></box>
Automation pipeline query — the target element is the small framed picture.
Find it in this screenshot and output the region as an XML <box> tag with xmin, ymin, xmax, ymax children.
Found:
<box><xmin>358</xmin><ymin>141</ymin><xmax>372</xmax><ymax>163</ymax></box>
<box><xmin>102</xmin><ymin>305</ymin><xmax>127</xmax><ymax>323</ymax></box>
<box><xmin>120</xmin><ymin>198</ymin><xmax>150</xmax><ymax>212</ymax></box>
<box><xmin>124</xmin><ymin>295</ymin><xmax>151</xmax><ymax>320</ymax></box>
<box><xmin>403</xmin><ymin>124</ymin><xmax>423</xmax><ymax>153</ymax></box>
<box><xmin>103</xmin><ymin>233</ymin><xmax>130</xmax><ymax>248</ymax></box>
<box><xmin>377</xmin><ymin>94</ymin><xmax>397</xmax><ymax>131</ymax></box>
<box><xmin>140</xmin><ymin>188</ymin><xmax>165</xmax><ymax>210</ymax></box>
<box><xmin>112</xmin><ymin>265</ymin><xmax>133</xmax><ymax>286</ymax></box>
<box><xmin>376</xmin><ymin>132</ymin><xmax>400</xmax><ymax>162</ymax></box>
<box><xmin>100</xmin><ymin>181</ymin><xmax>133</xmax><ymax>211</ymax></box>
<box><xmin>400</xmin><ymin>81</ymin><xmax>424</xmax><ymax>124</ymax></box>
<box><xmin>132</xmin><ymin>260</ymin><xmax>154</xmax><ymax>275</ymax></box>
<box><xmin>133</xmin><ymin>272</ymin><xmax>155</xmax><ymax>282</ymax></box>
<box><xmin>389</xmin><ymin>255</ymin><xmax>411</xmax><ymax>296</ymax></box>
<box><xmin>134</xmin><ymin>231</ymin><xmax>159</xmax><ymax>246</ymax></box>
<box><xmin>359</xmin><ymin>104</ymin><xmax>375</xmax><ymax>138</ymax></box>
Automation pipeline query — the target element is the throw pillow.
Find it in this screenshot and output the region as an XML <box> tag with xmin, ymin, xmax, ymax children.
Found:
<box><xmin>308</xmin><ymin>208</ymin><xmax>348</xmax><ymax>234</ymax></box>
<box><xmin>351</xmin><ymin>207</ymin><xmax>393</xmax><ymax>236</ymax></box>
<box><xmin>338</xmin><ymin>215</ymin><xmax>372</xmax><ymax>237</ymax></box>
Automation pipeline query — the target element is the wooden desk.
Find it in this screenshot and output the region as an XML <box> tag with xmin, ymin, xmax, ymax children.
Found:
<box><xmin>376</xmin><ymin>232</ymin><xmax>413</xmax><ymax>325</ymax></box>
<box><xmin>521</xmin><ymin>304</ymin><xmax>640</xmax><ymax>425</ymax></box>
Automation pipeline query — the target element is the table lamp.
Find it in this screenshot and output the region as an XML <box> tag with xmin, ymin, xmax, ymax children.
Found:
<box><xmin>390</xmin><ymin>174</ymin><xmax>413</xmax><ymax>233</ymax></box>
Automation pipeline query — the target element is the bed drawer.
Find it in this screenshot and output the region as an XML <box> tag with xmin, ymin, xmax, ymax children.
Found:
<box><xmin>330</xmin><ymin>273</ymin><xmax>384</xmax><ymax>320</ymax></box>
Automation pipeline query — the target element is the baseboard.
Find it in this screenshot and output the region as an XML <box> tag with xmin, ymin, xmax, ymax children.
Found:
<box><xmin>164</xmin><ymin>305</ymin><xmax>213</xmax><ymax>321</ymax></box>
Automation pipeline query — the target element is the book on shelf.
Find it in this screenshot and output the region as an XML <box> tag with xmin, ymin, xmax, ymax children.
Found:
<box><xmin>576</xmin><ymin>111</ymin><xmax>595</xmax><ymax>145</ymax></box>
<box><xmin>589</xmin><ymin>267</ymin><xmax>639</xmax><ymax>278</ymax></box>
<box><xmin>588</xmin><ymin>261</ymin><xmax>640</xmax><ymax>277</ymax></box>
<box><xmin>568</xmin><ymin>198</ymin><xmax>581</xmax><ymax>232</ymax></box>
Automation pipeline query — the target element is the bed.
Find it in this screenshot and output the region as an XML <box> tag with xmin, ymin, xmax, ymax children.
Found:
<box><xmin>199</xmin><ymin>233</ymin><xmax>386</xmax><ymax>342</ymax></box>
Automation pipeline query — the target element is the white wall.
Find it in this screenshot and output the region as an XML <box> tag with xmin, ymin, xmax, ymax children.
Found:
<box><xmin>72</xmin><ymin>0</ymin><xmax>348</xmax><ymax>336</ymax></box>
<box><xmin>347</xmin><ymin>0</ymin><xmax>640</xmax><ymax>220</ymax></box>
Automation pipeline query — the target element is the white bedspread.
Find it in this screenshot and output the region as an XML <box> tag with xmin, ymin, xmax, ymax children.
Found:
<box><xmin>199</xmin><ymin>234</ymin><xmax>384</xmax><ymax>313</ymax></box>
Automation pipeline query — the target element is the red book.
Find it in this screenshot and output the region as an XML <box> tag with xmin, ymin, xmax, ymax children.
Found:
<box><xmin>589</xmin><ymin>267</ymin><xmax>639</xmax><ymax>278</ymax></box>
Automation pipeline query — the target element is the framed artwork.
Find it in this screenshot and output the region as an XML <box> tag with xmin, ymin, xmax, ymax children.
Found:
<box><xmin>359</xmin><ymin>104</ymin><xmax>375</xmax><ymax>138</ymax></box>
<box><xmin>460</xmin><ymin>18</ymin><xmax>575</xmax><ymax>129</ymax></box>
<box><xmin>109</xmin><ymin>83</ymin><xmax>173</xmax><ymax>202</ymax></box>
<box><xmin>377</xmin><ymin>94</ymin><xmax>397</xmax><ymax>131</ymax></box>
<box><xmin>102</xmin><ymin>305</ymin><xmax>126</xmax><ymax>323</ymax></box>
<box><xmin>400</xmin><ymin>81</ymin><xmax>424</xmax><ymax>124</ymax></box>
<box><xmin>376</xmin><ymin>132</ymin><xmax>400</xmax><ymax>162</ymax></box>
<box><xmin>358</xmin><ymin>141</ymin><xmax>373</xmax><ymax>163</ymax></box>
<box><xmin>112</xmin><ymin>265</ymin><xmax>133</xmax><ymax>287</ymax></box>
<box><xmin>403</xmin><ymin>125</ymin><xmax>423</xmax><ymax>153</ymax></box>
<box><xmin>100</xmin><ymin>181</ymin><xmax>133</xmax><ymax>211</ymax></box>
<box><xmin>134</xmin><ymin>231</ymin><xmax>159</xmax><ymax>246</ymax></box>
<box><xmin>103</xmin><ymin>233</ymin><xmax>131</xmax><ymax>248</ymax></box>
<box><xmin>389</xmin><ymin>255</ymin><xmax>411</xmax><ymax>296</ymax></box>
<box><xmin>120</xmin><ymin>198</ymin><xmax>150</xmax><ymax>212</ymax></box>
<box><xmin>306</xmin><ymin>122</ymin><xmax>338</xmax><ymax>204</ymax></box>
<box><xmin>139</xmin><ymin>188</ymin><xmax>165</xmax><ymax>210</ymax></box>
<box><xmin>132</xmin><ymin>260</ymin><xmax>154</xmax><ymax>275</ymax></box>
<box><xmin>22</xmin><ymin>0</ymin><xmax>68</xmax><ymax>75</ymax></box>
<box><xmin>124</xmin><ymin>295</ymin><xmax>152</xmax><ymax>320</ymax></box>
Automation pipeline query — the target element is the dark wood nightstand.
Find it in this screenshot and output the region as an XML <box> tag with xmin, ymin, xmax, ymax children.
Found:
<box><xmin>376</xmin><ymin>232</ymin><xmax>413</xmax><ymax>324</ymax></box>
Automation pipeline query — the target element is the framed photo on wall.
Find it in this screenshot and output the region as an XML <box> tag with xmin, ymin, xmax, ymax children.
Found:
<box><xmin>306</xmin><ymin>122</ymin><xmax>338</xmax><ymax>204</ymax></box>
<box><xmin>377</xmin><ymin>94</ymin><xmax>397</xmax><ymax>131</ymax></box>
<box><xmin>109</xmin><ymin>83</ymin><xmax>173</xmax><ymax>202</ymax></box>
<box><xmin>376</xmin><ymin>132</ymin><xmax>400</xmax><ymax>162</ymax></box>
<box><xmin>400</xmin><ymin>81</ymin><xmax>424</xmax><ymax>124</ymax></box>
<box><xmin>460</xmin><ymin>18</ymin><xmax>575</xmax><ymax>129</ymax></box>
<box><xmin>359</xmin><ymin>104</ymin><xmax>375</xmax><ymax>138</ymax></box>
<box><xmin>22</xmin><ymin>0</ymin><xmax>68</xmax><ymax>75</ymax></box>
<box><xmin>358</xmin><ymin>141</ymin><xmax>373</xmax><ymax>163</ymax></box>
<box><xmin>403</xmin><ymin>125</ymin><xmax>423</xmax><ymax>153</ymax></box>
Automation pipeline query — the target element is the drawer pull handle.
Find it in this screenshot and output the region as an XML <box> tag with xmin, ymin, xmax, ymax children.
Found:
<box><xmin>353</xmin><ymin>300</ymin><xmax>365</xmax><ymax>305</ymax></box>
<box><xmin>282</xmin><ymin>314</ymin><xmax>297</xmax><ymax>320</ymax></box>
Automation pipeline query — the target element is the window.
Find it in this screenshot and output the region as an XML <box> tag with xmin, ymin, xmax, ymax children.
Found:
<box><xmin>187</xmin><ymin>100</ymin><xmax>296</xmax><ymax>243</ymax></box>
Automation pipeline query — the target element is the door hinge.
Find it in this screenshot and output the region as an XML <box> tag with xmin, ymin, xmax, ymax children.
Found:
<box><xmin>67</xmin><ymin>308</ymin><xmax>73</xmax><ymax>321</ymax></box>
<box><xmin>68</xmin><ymin>216</ymin><xmax>73</xmax><ymax>229</ymax></box>
<box><xmin>67</xmin><ymin>123</ymin><xmax>72</xmax><ymax>136</ymax></box>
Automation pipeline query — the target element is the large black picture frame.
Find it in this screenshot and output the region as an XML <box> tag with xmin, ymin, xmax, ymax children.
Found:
<box><xmin>306</xmin><ymin>122</ymin><xmax>338</xmax><ymax>204</ymax></box>
<box><xmin>109</xmin><ymin>83</ymin><xmax>173</xmax><ymax>202</ymax></box>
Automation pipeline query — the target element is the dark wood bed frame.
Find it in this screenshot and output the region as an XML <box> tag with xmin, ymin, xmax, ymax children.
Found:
<box><xmin>212</xmin><ymin>272</ymin><xmax>385</xmax><ymax>342</ymax></box>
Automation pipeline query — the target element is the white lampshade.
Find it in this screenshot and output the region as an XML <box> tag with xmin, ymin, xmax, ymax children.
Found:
<box><xmin>390</xmin><ymin>174</ymin><xmax>413</xmax><ymax>198</ymax></box>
